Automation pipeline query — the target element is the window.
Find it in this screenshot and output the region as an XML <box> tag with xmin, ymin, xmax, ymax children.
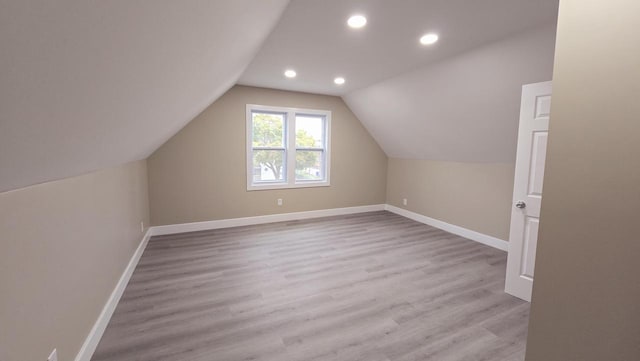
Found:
<box><xmin>246</xmin><ymin>104</ymin><xmax>331</xmax><ymax>190</ymax></box>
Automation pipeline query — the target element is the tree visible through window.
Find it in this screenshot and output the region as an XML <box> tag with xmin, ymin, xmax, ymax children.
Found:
<box><xmin>247</xmin><ymin>105</ymin><xmax>331</xmax><ymax>190</ymax></box>
<box><xmin>252</xmin><ymin>112</ymin><xmax>285</xmax><ymax>181</ymax></box>
<box><xmin>295</xmin><ymin>115</ymin><xmax>325</xmax><ymax>181</ymax></box>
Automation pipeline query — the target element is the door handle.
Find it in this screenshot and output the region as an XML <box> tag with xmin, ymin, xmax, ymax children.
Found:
<box><xmin>515</xmin><ymin>201</ymin><xmax>526</xmax><ymax>209</ymax></box>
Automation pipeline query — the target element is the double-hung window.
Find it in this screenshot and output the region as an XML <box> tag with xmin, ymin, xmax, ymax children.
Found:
<box><xmin>246</xmin><ymin>104</ymin><xmax>331</xmax><ymax>190</ymax></box>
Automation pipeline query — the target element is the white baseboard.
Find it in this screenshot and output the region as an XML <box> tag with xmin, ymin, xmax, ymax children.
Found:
<box><xmin>150</xmin><ymin>204</ymin><xmax>386</xmax><ymax>236</ymax></box>
<box><xmin>384</xmin><ymin>205</ymin><xmax>509</xmax><ymax>251</ymax></box>
<box><xmin>149</xmin><ymin>204</ymin><xmax>508</xmax><ymax>252</ymax></box>
<box><xmin>74</xmin><ymin>228</ymin><xmax>152</xmax><ymax>361</ymax></box>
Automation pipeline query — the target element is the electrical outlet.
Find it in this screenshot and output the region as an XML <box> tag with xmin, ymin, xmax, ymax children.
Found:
<box><xmin>48</xmin><ymin>349</ymin><xmax>58</xmax><ymax>361</ymax></box>
<box><xmin>140</xmin><ymin>221</ymin><xmax>144</xmax><ymax>233</ymax></box>
<box><xmin>402</xmin><ymin>198</ymin><xmax>408</xmax><ymax>206</ymax></box>
<box><xmin>277</xmin><ymin>198</ymin><xmax>283</xmax><ymax>206</ymax></box>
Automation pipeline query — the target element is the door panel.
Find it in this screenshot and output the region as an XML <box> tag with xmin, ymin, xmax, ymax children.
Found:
<box><xmin>521</xmin><ymin>217</ymin><xmax>539</xmax><ymax>279</ymax></box>
<box><xmin>528</xmin><ymin>132</ymin><xmax>547</xmax><ymax>197</ymax></box>
<box><xmin>535</xmin><ymin>95</ymin><xmax>552</xmax><ymax>118</ymax></box>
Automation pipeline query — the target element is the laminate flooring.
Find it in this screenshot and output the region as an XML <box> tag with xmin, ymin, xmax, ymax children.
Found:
<box><xmin>92</xmin><ymin>211</ymin><xmax>529</xmax><ymax>361</ymax></box>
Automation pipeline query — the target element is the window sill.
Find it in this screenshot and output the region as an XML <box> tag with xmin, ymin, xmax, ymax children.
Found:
<box><xmin>247</xmin><ymin>181</ymin><xmax>330</xmax><ymax>191</ymax></box>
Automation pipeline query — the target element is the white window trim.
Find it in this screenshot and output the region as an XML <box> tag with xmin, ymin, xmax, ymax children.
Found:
<box><xmin>246</xmin><ymin>104</ymin><xmax>331</xmax><ymax>191</ymax></box>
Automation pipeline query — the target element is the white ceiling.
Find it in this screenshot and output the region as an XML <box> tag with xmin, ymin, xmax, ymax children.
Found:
<box><xmin>0</xmin><ymin>0</ymin><xmax>289</xmax><ymax>192</ymax></box>
<box><xmin>239</xmin><ymin>0</ymin><xmax>560</xmax><ymax>96</ymax></box>
<box><xmin>344</xmin><ymin>24</ymin><xmax>557</xmax><ymax>163</ymax></box>
<box><xmin>0</xmin><ymin>0</ymin><xmax>559</xmax><ymax>192</ymax></box>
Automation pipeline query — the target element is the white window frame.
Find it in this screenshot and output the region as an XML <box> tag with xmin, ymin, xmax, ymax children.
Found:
<box><xmin>246</xmin><ymin>104</ymin><xmax>331</xmax><ymax>191</ymax></box>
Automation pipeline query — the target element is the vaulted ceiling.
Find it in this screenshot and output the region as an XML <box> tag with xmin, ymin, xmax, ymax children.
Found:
<box><xmin>344</xmin><ymin>25</ymin><xmax>557</xmax><ymax>162</ymax></box>
<box><xmin>0</xmin><ymin>0</ymin><xmax>289</xmax><ymax>192</ymax></box>
<box><xmin>241</xmin><ymin>0</ymin><xmax>559</xmax><ymax>163</ymax></box>
<box><xmin>240</xmin><ymin>0</ymin><xmax>559</xmax><ymax>96</ymax></box>
<box><xmin>0</xmin><ymin>0</ymin><xmax>559</xmax><ymax>192</ymax></box>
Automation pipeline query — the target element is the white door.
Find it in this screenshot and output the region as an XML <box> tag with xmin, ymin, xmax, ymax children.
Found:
<box><xmin>505</xmin><ymin>81</ymin><xmax>552</xmax><ymax>302</ymax></box>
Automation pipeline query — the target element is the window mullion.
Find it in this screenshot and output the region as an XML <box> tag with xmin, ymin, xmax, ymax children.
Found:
<box><xmin>324</xmin><ymin>114</ymin><xmax>330</xmax><ymax>183</ymax></box>
<box><xmin>287</xmin><ymin>111</ymin><xmax>296</xmax><ymax>184</ymax></box>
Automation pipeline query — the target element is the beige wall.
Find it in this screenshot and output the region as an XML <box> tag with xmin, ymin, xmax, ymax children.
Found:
<box><xmin>525</xmin><ymin>1</ymin><xmax>640</xmax><ymax>360</ymax></box>
<box><xmin>0</xmin><ymin>160</ymin><xmax>150</xmax><ymax>361</ymax></box>
<box><xmin>148</xmin><ymin>85</ymin><xmax>388</xmax><ymax>226</ymax></box>
<box><xmin>386</xmin><ymin>158</ymin><xmax>514</xmax><ymax>240</ymax></box>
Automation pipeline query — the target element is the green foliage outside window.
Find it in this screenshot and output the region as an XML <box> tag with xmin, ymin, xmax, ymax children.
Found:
<box><xmin>252</xmin><ymin>113</ymin><xmax>320</xmax><ymax>181</ymax></box>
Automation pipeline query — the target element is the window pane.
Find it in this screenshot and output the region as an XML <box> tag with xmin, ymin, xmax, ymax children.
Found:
<box><xmin>252</xmin><ymin>112</ymin><xmax>285</xmax><ymax>147</ymax></box>
<box><xmin>295</xmin><ymin>115</ymin><xmax>324</xmax><ymax>148</ymax></box>
<box><xmin>253</xmin><ymin>150</ymin><xmax>285</xmax><ymax>182</ymax></box>
<box><xmin>295</xmin><ymin>150</ymin><xmax>324</xmax><ymax>181</ymax></box>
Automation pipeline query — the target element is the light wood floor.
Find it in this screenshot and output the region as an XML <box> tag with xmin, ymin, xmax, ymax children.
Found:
<box><xmin>92</xmin><ymin>211</ymin><xmax>529</xmax><ymax>361</ymax></box>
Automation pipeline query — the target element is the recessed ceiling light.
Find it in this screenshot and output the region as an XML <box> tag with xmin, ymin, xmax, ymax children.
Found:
<box><xmin>334</xmin><ymin>77</ymin><xmax>345</xmax><ymax>85</ymax></box>
<box><xmin>420</xmin><ymin>33</ymin><xmax>439</xmax><ymax>45</ymax></box>
<box><xmin>347</xmin><ymin>15</ymin><xmax>367</xmax><ymax>29</ymax></box>
<box><xmin>284</xmin><ymin>69</ymin><xmax>297</xmax><ymax>78</ymax></box>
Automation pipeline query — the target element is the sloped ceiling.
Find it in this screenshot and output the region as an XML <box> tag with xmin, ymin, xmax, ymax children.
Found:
<box><xmin>240</xmin><ymin>0</ymin><xmax>559</xmax><ymax>96</ymax></box>
<box><xmin>1</xmin><ymin>0</ymin><xmax>559</xmax><ymax>193</ymax></box>
<box><xmin>0</xmin><ymin>0</ymin><xmax>289</xmax><ymax>192</ymax></box>
<box><xmin>239</xmin><ymin>0</ymin><xmax>558</xmax><ymax>163</ymax></box>
<box><xmin>344</xmin><ymin>24</ymin><xmax>557</xmax><ymax>162</ymax></box>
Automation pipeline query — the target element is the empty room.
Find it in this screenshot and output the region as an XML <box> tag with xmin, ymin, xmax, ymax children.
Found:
<box><xmin>1</xmin><ymin>1</ymin><xmax>638</xmax><ymax>361</ymax></box>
